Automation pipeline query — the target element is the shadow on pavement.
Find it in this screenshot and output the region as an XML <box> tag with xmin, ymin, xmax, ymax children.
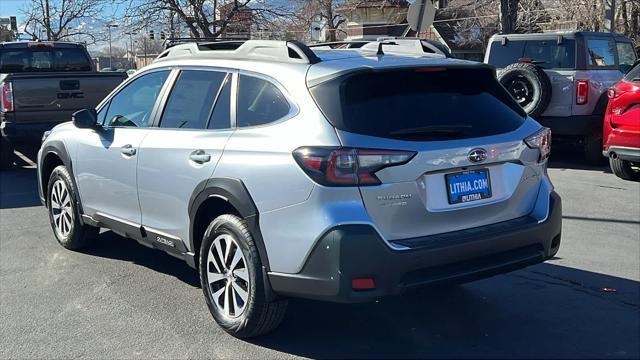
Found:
<box><xmin>252</xmin><ymin>264</ymin><xmax>639</xmax><ymax>359</ymax></box>
<box><xmin>78</xmin><ymin>229</ymin><xmax>640</xmax><ymax>358</ymax></box>
<box><xmin>0</xmin><ymin>168</ymin><xmax>41</xmax><ymax>209</ymax></box>
<box><xmin>548</xmin><ymin>143</ymin><xmax>611</xmax><ymax>173</ymax></box>
<box><xmin>85</xmin><ymin>230</ymin><xmax>201</xmax><ymax>288</ymax></box>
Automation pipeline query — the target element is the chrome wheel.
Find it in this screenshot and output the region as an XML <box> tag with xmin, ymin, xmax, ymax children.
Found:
<box><xmin>206</xmin><ymin>234</ymin><xmax>249</xmax><ymax>318</ymax></box>
<box><xmin>50</xmin><ymin>179</ymin><xmax>73</xmax><ymax>238</ymax></box>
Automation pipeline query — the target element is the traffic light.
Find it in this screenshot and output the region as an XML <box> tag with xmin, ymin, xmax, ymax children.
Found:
<box><xmin>149</xmin><ymin>30</ymin><xmax>154</xmax><ymax>40</ymax></box>
<box><xmin>160</xmin><ymin>31</ymin><xmax>165</xmax><ymax>40</ymax></box>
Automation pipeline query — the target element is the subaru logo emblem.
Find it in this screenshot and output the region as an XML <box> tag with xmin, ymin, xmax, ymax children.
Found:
<box><xmin>468</xmin><ymin>148</ymin><xmax>487</xmax><ymax>163</ymax></box>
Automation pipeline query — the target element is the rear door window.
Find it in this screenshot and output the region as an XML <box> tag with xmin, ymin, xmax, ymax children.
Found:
<box><xmin>587</xmin><ymin>39</ymin><xmax>617</xmax><ymax>67</ymax></box>
<box><xmin>310</xmin><ymin>68</ymin><xmax>526</xmax><ymax>141</ymax></box>
<box><xmin>159</xmin><ymin>70</ymin><xmax>228</xmax><ymax>129</ymax></box>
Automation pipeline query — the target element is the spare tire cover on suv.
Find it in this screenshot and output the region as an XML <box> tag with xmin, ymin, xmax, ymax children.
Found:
<box><xmin>498</xmin><ymin>62</ymin><xmax>552</xmax><ymax>118</ymax></box>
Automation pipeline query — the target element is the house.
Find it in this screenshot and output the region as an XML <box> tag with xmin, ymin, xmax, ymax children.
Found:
<box><xmin>337</xmin><ymin>0</ymin><xmax>410</xmax><ymax>39</ymax></box>
<box><xmin>217</xmin><ymin>3</ymin><xmax>253</xmax><ymax>38</ymax></box>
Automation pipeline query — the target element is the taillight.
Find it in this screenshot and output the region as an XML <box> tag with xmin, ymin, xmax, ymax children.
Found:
<box><xmin>1</xmin><ymin>82</ymin><xmax>14</xmax><ymax>112</ymax></box>
<box><xmin>576</xmin><ymin>80</ymin><xmax>589</xmax><ymax>105</ymax></box>
<box><xmin>293</xmin><ymin>147</ymin><xmax>416</xmax><ymax>186</ymax></box>
<box><xmin>524</xmin><ymin>128</ymin><xmax>552</xmax><ymax>162</ymax></box>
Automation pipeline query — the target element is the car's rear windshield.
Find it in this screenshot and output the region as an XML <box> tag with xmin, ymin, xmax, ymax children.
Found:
<box><xmin>623</xmin><ymin>62</ymin><xmax>640</xmax><ymax>83</ymax></box>
<box><xmin>309</xmin><ymin>67</ymin><xmax>527</xmax><ymax>141</ymax></box>
<box><xmin>0</xmin><ymin>47</ymin><xmax>92</xmax><ymax>72</ymax></box>
<box><xmin>487</xmin><ymin>39</ymin><xmax>576</xmax><ymax>69</ymax></box>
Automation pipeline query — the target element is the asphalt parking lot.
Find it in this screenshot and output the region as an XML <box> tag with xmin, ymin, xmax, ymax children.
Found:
<box><xmin>1</xmin><ymin>146</ymin><xmax>639</xmax><ymax>359</ymax></box>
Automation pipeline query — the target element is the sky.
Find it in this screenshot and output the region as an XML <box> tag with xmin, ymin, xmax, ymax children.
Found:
<box><xmin>0</xmin><ymin>0</ymin><xmax>28</xmax><ymax>21</ymax></box>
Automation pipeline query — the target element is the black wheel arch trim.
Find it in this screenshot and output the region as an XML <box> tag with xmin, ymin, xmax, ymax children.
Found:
<box><xmin>188</xmin><ymin>177</ymin><xmax>271</xmax><ymax>272</ymax></box>
<box><xmin>39</xmin><ymin>140</ymin><xmax>86</xmax><ymax>223</ymax></box>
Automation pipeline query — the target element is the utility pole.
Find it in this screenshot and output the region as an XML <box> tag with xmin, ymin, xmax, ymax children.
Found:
<box><xmin>604</xmin><ymin>0</ymin><xmax>616</xmax><ymax>32</ymax></box>
<box><xmin>107</xmin><ymin>23</ymin><xmax>118</xmax><ymax>70</ymax></box>
<box><xmin>124</xmin><ymin>31</ymin><xmax>136</xmax><ymax>69</ymax></box>
<box><xmin>500</xmin><ymin>0</ymin><xmax>519</xmax><ymax>34</ymax></box>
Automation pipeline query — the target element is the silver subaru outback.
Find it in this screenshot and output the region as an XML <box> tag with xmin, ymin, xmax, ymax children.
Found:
<box><xmin>37</xmin><ymin>40</ymin><xmax>562</xmax><ymax>338</ymax></box>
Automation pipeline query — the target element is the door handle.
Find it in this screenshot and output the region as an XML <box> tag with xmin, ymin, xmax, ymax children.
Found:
<box><xmin>189</xmin><ymin>150</ymin><xmax>211</xmax><ymax>164</ymax></box>
<box><xmin>121</xmin><ymin>144</ymin><xmax>136</xmax><ymax>156</ymax></box>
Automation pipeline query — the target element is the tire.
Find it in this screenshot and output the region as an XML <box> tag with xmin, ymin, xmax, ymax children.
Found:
<box><xmin>199</xmin><ymin>214</ymin><xmax>287</xmax><ymax>338</ymax></box>
<box><xmin>584</xmin><ymin>133</ymin><xmax>607</xmax><ymax>165</ymax></box>
<box><xmin>498</xmin><ymin>62</ymin><xmax>552</xmax><ymax>118</ymax></box>
<box><xmin>0</xmin><ymin>137</ymin><xmax>14</xmax><ymax>171</ymax></box>
<box><xmin>47</xmin><ymin>165</ymin><xmax>99</xmax><ymax>250</ymax></box>
<box><xmin>609</xmin><ymin>157</ymin><xmax>640</xmax><ymax>181</ymax></box>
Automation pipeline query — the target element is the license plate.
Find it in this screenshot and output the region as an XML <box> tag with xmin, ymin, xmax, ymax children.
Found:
<box><xmin>445</xmin><ymin>169</ymin><xmax>492</xmax><ymax>204</ymax></box>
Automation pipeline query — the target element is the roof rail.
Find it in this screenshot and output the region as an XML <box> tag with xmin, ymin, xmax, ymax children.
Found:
<box><xmin>307</xmin><ymin>41</ymin><xmax>369</xmax><ymax>49</ymax></box>
<box><xmin>154</xmin><ymin>40</ymin><xmax>321</xmax><ymax>65</ymax></box>
<box><xmin>310</xmin><ymin>38</ymin><xmax>447</xmax><ymax>58</ymax></box>
<box><xmin>163</xmin><ymin>36</ymin><xmax>249</xmax><ymax>49</ymax></box>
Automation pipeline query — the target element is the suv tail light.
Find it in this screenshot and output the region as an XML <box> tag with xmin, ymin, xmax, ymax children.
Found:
<box><xmin>1</xmin><ymin>82</ymin><xmax>14</xmax><ymax>112</ymax></box>
<box><xmin>293</xmin><ymin>147</ymin><xmax>416</xmax><ymax>186</ymax></box>
<box><xmin>576</xmin><ymin>80</ymin><xmax>589</xmax><ymax>105</ymax></box>
<box><xmin>524</xmin><ymin>128</ymin><xmax>552</xmax><ymax>162</ymax></box>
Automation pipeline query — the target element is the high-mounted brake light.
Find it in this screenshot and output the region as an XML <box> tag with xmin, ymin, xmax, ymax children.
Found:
<box><xmin>524</xmin><ymin>128</ymin><xmax>552</xmax><ymax>162</ymax></box>
<box><xmin>1</xmin><ymin>82</ymin><xmax>14</xmax><ymax>112</ymax></box>
<box><xmin>576</xmin><ymin>80</ymin><xmax>589</xmax><ymax>105</ymax></box>
<box><xmin>293</xmin><ymin>147</ymin><xmax>416</xmax><ymax>186</ymax></box>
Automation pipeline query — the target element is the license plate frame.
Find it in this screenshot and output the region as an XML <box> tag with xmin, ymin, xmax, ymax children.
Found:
<box><xmin>445</xmin><ymin>168</ymin><xmax>492</xmax><ymax>205</ymax></box>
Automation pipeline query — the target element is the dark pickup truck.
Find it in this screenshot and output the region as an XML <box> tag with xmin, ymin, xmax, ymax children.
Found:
<box><xmin>1</xmin><ymin>41</ymin><xmax>126</xmax><ymax>169</ymax></box>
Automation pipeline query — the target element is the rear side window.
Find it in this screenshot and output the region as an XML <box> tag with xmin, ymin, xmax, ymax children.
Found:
<box><xmin>310</xmin><ymin>68</ymin><xmax>527</xmax><ymax>141</ymax></box>
<box><xmin>617</xmin><ymin>42</ymin><xmax>637</xmax><ymax>73</ymax></box>
<box><xmin>236</xmin><ymin>75</ymin><xmax>291</xmax><ymax>127</ymax></box>
<box><xmin>587</xmin><ymin>39</ymin><xmax>616</xmax><ymax>67</ymax></box>
<box><xmin>0</xmin><ymin>47</ymin><xmax>92</xmax><ymax>72</ymax></box>
<box><xmin>160</xmin><ymin>70</ymin><xmax>227</xmax><ymax>129</ymax></box>
<box><xmin>487</xmin><ymin>39</ymin><xmax>575</xmax><ymax>69</ymax></box>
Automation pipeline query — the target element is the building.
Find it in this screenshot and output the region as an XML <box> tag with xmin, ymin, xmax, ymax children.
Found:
<box><xmin>217</xmin><ymin>3</ymin><xmax>253</xmax><ymax>38</ymax></box>
<box><xmin>337</xmin><ymin>0</ymin><xmax>410</xmax><ymax>39</ymax></box>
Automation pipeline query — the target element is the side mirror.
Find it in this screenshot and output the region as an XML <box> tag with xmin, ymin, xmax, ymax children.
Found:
<box><xmin>72</xmin><ymin>109</ymin><xmax>98</xmax><ymax>129</ymax></box>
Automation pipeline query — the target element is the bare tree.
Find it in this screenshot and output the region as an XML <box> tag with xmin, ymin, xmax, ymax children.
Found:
<box><xmin>21</xmin><ymin>0</ymin><xmax>104</xmax><ymax>43</ymax></box>
<box><xmin>123</xmin><ymin>0</ymin><xmax>294</xmax><ymax>40</ymax></box>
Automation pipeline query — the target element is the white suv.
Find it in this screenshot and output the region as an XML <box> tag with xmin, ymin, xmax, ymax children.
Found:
<box><xmin>38</xmin><ymin>40</ymin><xmax>562</xmax><ymax>337</ymax></box>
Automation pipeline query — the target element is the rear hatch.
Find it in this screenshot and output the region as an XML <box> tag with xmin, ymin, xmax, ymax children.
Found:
<box><xmin>308</xmin><ymin>66</ymin><xmax>547</xmax><ymax>241</ymax></box>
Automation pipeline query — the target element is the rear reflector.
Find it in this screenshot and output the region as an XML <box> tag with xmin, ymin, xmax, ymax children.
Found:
<box><xmin>352</xmin><ymin>278</ymin><xmax>376</xmax><ymax>290</ymax></box>
<box><xmin>1</xmin><ymin>82</ymin><xmax>13</xmax><ymax>112</ymax></box>
<box><xmin>576</xmin><ymin>80</ymin><xmax>589</xmax><ymax>105</ymax></box>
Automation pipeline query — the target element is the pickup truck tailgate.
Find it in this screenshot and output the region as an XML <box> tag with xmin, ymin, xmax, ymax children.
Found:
<box><xmin>9</xmin><ymin>72</ymin><xmax>125</xmax><ymax>124</ymax></box>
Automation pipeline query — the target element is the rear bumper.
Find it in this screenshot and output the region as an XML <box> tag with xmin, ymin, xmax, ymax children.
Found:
<box><xmin>0</xmin><ymin>115</ymin><xmax>58</xmax><ymax>143</ymax></box>
<box><xmin>269</xmin><ymin>192</ymin><xmax>562</xmax><ymax>303</ymax></box>
<box><xmin>537</xmin><ymin>115</ymin><xmax>601</xmax><ymax>136</ymax></box>
<box><xmin>603</xmin><ymin>146</ymin><xmax>640</xmax><ymax>162</ymax></box>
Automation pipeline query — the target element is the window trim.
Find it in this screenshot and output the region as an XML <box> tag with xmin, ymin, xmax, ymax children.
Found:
<box><xmin>234</xmin><ymin>70</ymin><xmax>300</xmax><ymax>130</ymax></box>
<box><xmin>95</xmin><ymin>67</ymin><xmax>174</xmax><ymax>129</ymax></box>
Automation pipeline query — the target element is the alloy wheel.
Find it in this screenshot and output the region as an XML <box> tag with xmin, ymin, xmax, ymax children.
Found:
<box><xmin>50</xmin><ymin>179</ymin><xmax>73</xmax><ymax>238</ymax></box>
<box><xmin>206</xmin><ymin>234</ymin><xmax>250</xmax><ymax>318</ymax></box>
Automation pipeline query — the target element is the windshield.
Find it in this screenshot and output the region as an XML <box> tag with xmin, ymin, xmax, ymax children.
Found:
<box><xmin>310</xmin><ymin>67</ymin><xmax>527</xmax><ymax>141</ymax></box>
<box><xmin>0</xmin><ymin>47</ymin><xmax>92</xmax><ymax>72</ymax></box>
